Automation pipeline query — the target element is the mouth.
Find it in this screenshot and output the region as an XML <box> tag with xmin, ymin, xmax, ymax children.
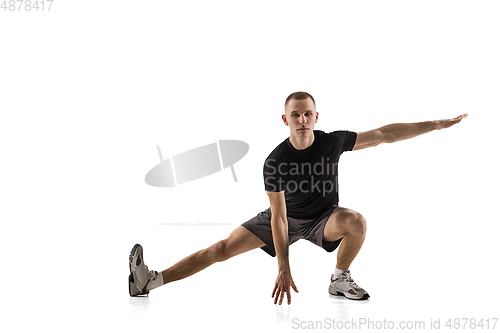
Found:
<box><xmin>297</xmin><ymin>128</ymin><xmax>308</xmax><ymax>131</ymax></box>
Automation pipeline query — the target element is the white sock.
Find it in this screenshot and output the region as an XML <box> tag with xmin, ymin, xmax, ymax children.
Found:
<box><xmin>147</xmin><ymin>271</ymin><xmax>164</xmax><ymax>291</ymax></box>
<box><xmin>333</xmin><ymin>267</ymin><xmax>345</xmax><ymax>280</ymax></box>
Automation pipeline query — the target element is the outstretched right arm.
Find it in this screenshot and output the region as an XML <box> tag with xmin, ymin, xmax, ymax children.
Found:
<box><xmin>267</xmin><ymin>191</ymin><xmax>299</xmax><ymax>305</ymax></box>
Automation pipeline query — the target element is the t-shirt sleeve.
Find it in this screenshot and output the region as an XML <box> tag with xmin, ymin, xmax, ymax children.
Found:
<box><xmin>343</xmin><ymin>131</ymin><xmax>357</xmax><ymax>152</ymax></box>
<box><xmin>263</xmin><ymin>155</ymin><xmax>284</xmax><ymax>192</ymax></box>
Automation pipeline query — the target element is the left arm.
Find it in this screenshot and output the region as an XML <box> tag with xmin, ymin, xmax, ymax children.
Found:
<box><xmin>352</xmin><ymin>114</ymin><xmax>468</xmax><ymax>151</ymax></box>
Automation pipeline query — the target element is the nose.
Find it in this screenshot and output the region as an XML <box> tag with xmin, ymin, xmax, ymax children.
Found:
<box><xmin>300</xmin><ymin>114</ymin><xmax>307</xmax><ymax>125</ymax></box>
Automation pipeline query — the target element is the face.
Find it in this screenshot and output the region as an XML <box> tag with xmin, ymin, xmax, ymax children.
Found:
<box><xmin>282</xmin><ymin>98</ymin><xmax>319</xmax><ymax>138</ymax></box>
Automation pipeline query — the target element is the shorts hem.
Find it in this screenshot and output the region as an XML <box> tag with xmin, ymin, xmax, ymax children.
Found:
<box><xmin>240</xmin><ymin>224</ymin><xmax>276</xmax><ymax>257</ymax></box>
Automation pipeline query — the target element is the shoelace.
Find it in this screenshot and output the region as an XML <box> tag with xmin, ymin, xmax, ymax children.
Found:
<box><xmin>148</xmin><ymin>269</ymin><xmax>159</xmax><ymax>280</ymax></box>
<box><xmin>342</xmin><ymin>271</ymin><xmax>359</xmax><ymax>288</ymax></box>
<box><xmin>140</xmin><ymin>258</ymin><xmax>159</xmax><ymax>283</ymax></box>
<box><xmin>140</xmin><ymin>262</ymin><xmax>156</xmax><ymax>282</ymax></box>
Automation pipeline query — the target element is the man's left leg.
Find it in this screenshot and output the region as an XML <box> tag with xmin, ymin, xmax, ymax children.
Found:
<box><xmin>323</xmin><ymin>207</ymin><xmax>369</xmax><ymax>300</ymax></box>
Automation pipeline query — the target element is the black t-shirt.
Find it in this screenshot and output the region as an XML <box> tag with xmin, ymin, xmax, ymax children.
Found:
<box><xmin>263</xmin><ymin>130</ymin><xmax>357</xmax><ymax>219</ymax></box>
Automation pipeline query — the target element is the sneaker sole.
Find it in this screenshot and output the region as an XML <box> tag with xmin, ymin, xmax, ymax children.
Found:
<box><xmin>329</xmin><ymin>287</ymin><xmax>370</xmax><ymax>301</ymax></box>
<box><xmin>129</xmin><ymin>244</ymin><xmax>148</xmax><ymax>297</ymax></box>
<box><xmin>129</xmin><ymin>244</ymin><xmax>142</xmax><ymax>271</ymax></box>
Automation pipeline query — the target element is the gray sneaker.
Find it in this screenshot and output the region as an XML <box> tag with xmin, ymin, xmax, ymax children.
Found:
<box><xmin>129</xmin><ymin>244</ymin><xmax>161</xmax><ymax>296</ymax></box>
<box><xmin>329</xmin><ymin>270</ymin><xmax>370</xmax><ymax>300</ymax></box>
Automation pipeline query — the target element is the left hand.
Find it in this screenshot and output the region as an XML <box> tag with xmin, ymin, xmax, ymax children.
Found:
<box><xmin>436</xmin><ymin>113</ymin><xmax>468</xmax><ymax>130</ymax></box>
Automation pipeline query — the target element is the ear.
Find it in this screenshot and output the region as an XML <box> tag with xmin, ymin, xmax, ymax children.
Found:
<box><xmin>282</xmin><ymin>114</ymin><xmax>289</xmax><ymax>126</ymax></box>
<box><xmin>315</xmin><ymin>111</ymin><xmax>319</xmax><ymax>123</ymax></box>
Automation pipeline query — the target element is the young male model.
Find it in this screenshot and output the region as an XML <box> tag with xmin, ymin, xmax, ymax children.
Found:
<box><xmin>129</xmin><ymin>91</ymin><xmax>467</xmax><ymax>305</ymax></box>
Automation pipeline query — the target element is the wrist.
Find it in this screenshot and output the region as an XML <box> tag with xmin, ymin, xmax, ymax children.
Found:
<box><xmin>432</xmin><ymin>120</ymin><xmax>442</xmax><ymax>130</ymax></box>
<box><xmin>278</xmin><ymin>263</ymin><xmax>291</xmax><ymax>273</ymax></box>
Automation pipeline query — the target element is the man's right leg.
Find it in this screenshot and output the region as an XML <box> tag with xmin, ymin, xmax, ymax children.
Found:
<box><xmin>161</xmin><ymin>226</ymin><xmax>265</xmax><ymax>284</ymax></box>
<box><xmin>129</xmin><ymin>226</ymin><xmax>265</xmax><ymax>296</ymax></box>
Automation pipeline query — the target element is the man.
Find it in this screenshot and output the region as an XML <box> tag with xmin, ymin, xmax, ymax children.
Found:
<box><xmin>129</xmin><ymin>91</ymin><xmax>467</xmax><ymax>305</ymax></box>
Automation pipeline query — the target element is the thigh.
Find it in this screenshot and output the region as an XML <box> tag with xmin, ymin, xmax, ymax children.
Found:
<box><xmin>322</xmin><ymin>206</ymin><xmax>362</xmax><ymax>242</ymax></box>
<box><xmin>223</xmin><ymin>226</ymin><xmax>266</xmax><ymax>258</ymax></box>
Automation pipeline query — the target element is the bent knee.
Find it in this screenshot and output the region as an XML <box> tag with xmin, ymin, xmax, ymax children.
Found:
<box><xmin>339</xmin><ymin>210</ymin><xmax>366</xmax><ymax>236</ymax></box>
<box><xmin>350</xmin><ymin>212</ymin><xmax>367</xmax><ymax>236</ymax></box>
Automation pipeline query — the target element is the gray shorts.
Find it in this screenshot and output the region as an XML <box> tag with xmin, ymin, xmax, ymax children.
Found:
<box><xmin>241</xmin><ymin>206</ymin><xmax>343</xmax><ymax>257</ymax></box>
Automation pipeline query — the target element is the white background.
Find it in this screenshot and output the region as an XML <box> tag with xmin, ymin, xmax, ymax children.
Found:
<box><xmin>1</xmin><ymin>1</ymin><xmax>499</xmax><ymax>332</ymax></box>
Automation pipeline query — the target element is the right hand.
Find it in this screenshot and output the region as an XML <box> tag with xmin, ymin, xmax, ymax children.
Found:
<box><xmin>435</xmin><ymin>113</ymin><xmax>468</xmax><ymax>130</ymax></box>
<box><xmin>272</xmin><ymin>269</ymin><xmax>299</xmax><ymax>305</ymax></box>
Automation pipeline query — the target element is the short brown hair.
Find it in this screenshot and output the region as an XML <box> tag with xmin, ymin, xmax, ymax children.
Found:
<box><xmin>284</xmin><ymin>91</ymin><xmax>316</xmax><ymax>111</ymax></box>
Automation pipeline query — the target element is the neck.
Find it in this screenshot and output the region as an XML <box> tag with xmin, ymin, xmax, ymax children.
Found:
<box><xmin>289</xmin><ymin>132</ymin><xmax>315</xmax><ymax>150</ymax></box>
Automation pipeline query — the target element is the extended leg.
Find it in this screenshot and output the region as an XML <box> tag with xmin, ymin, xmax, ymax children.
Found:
<box><xmin>129</xmin><ymin>226</ymin><xmax>264</xmax><ymax>296</ymax></box>
<box><xmin>162</xmin><ymin>226</ymin><xmax>264</xmax><ymax>284</ymax></box>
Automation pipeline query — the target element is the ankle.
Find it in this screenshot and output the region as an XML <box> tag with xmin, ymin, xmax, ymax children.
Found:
<box><xmin>147</xmin><ymin>271</ymin><xmax>164</xmax><ymax>291</ymax></box>
<box><xmin>333</xmin><ymin>266</ymin><xmax>346</xmax><ymax>279</ymax></box>
<box><xmin>160</xmin><ymin>270</ymin><xmax>171</xmax><ymax>284</ymax></box>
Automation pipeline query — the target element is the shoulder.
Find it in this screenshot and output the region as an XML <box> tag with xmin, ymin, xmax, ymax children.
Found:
<box><xmin>324</xmin><ymin>130</ymin><xmax>357</xmax><ymax>141</ymax></box>
<box><xmin>265</xmin><ymin>137</ymin><xmax>289</xmax><ymax>161</ymax></box>
<box><xmin>322</xmin><ymin>130</ymin><xmax>358</xmax><ymax>151</ymax></box>
<box><xmin>324</xmin><ymin>130</ymin><xmax>356</xmax><ymax>137</ymax></box>
<box><xmin>314</xmin><ymin>130</ymin><xmax>326</xmax><ymax>138</ymax></box>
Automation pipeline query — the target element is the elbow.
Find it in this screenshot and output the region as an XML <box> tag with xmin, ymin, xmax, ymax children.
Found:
<box><xmin>271</xmin><ymin>214</ymin><xmax>288</xmax><ymax>231</ymax></box>
<box><xmin>382</xmin><ymin>131</ymin><xmax>397</xmax><ymax>144</ymax></box>
<box><xmin>272</xmin><ymin>215</ymin><xmax>287</xmax><ymax>225</ymax></box>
